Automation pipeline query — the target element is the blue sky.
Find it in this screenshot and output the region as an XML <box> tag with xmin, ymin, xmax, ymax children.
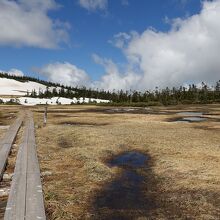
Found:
<box><xmin>1</xmin><ymin>0</ymin><xmax>220</xmax><ymax>90</ymax></box>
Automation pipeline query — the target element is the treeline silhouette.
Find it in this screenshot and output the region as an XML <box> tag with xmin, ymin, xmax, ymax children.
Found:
<box><xmin>1</xmin><ymin>72</ymin><xmax>220</xmax><ymax>106</ymax></box>
<box><xmin>0</xmin><ymin>72</ymin><xmax>111</xmax><ymax>100</ymax></box>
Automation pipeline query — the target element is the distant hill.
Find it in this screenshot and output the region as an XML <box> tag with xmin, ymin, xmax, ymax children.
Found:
<box><xmin>0</xmin><ymin>72</ymin><xmax>112</xmax><ymax>99</ymax></box>
<box><xmin>0</xmin><ymin>77</ymin><xmax>48</xmax><ymax>96</ymax></box>
<box><xmin>0</xmin><ymin>73</ymin><xmax>111</xmax><ymax>105</ymax></box>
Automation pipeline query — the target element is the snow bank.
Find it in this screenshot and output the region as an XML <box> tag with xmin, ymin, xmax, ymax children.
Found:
<box><xmin>0</xmin><ymin>97</ymin><xmax>110</xmax><ymax>106</ymax></box>
<box><xmin>0</xmin><ymin>77</ymin><xmax>110</xmax><ymax>105</ymax></box>
<box><xmin>0</xmin><ymin>78</ymin><xmax>48</xmax><ymax>96</ymax></box>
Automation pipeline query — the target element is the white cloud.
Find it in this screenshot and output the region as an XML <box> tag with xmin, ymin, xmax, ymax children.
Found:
<box><xmin>109</xmin><ymin>32</ymin><xmax>132</xmax><ymax>48</ymax></box>
<box><xmin>35</xmin><ymin>0</ymin><xmax>220</xmax><ymax>91</ymax></box>
<box><xmin>38</xmin><ymin>62</ymin><xmax>90</xmax><ymax>87</ymax></box>
<box><xmin>8</xmin><ymin>69</ymin><xmax>25</xmax><ymax>77</ymax></box>
<box><xmin>0</xmin><ymin>68</ymin><xmax>24</xmax><ymax>76</ymax></box>
<box><xmin>0</xmin><ymin>0</ymin><xmax>69</xmax><ymax>48</ymax></box>
<box><xmin>92</xmin><ymin>54</ymin><xmax>140</xmax><ymax>91</ymax></box>
<box><xmin>79</xmin><ymin>0</ymin><xmax>108</xmax><ymax>11</ymax></box>
<box><xmin>4</xmin><ymin>0</ymin><xmax>220</xmax><ymax>92</ymax></box>
<box><xmin>102</xmin><ymin>0</ymin><xmax>220</xmax><ymax>90</ymax></box>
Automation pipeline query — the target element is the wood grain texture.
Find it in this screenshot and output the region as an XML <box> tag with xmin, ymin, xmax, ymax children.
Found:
<box><xmin>0</xmin><ymin>115</ymin><xmax>23</xmax><ymax>180</ymax></box>
<box><xmin>4</xmin><ymin>111</ymin><xmax>46</xmax><ymax>220</ymax></box>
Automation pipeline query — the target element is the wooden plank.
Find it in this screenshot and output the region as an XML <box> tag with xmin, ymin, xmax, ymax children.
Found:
<box><xmin>0</xmin><ymin>115</ymin><xmax>23</xmax><ymax>180</ymax></box>
<box><xmin>2</xmin><ymin>117</ymin><xmax>23</xmax><ymax>144</ymax></box>
<box><xmin>25</xmin><ymin>114</ymin><xmax>46</xmax><ymax>220</ymax></box>
<box><xmin>4</xmin><ymin>114</ymin><xmax>29</xmax><ymax>220</ymax></box>
<box><xmin>4</xmin><ymin>111</ymin><xmax>46</xmax><ymax>220</ymax></box>
<box><xmin>0</xmin><ymin>143</ymin><xmax>14</xmax><ymax>179</ymax></box>
<box><xmin>4</xmin><ymin>119</ymin><xmax>29</xmax><ymax>220</ymax></box>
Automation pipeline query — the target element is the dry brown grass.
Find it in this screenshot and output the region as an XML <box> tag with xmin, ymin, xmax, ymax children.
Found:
<box><xmin>31</xmin><ymin>104</ymin><xmax>220</xmax><ymax>219</ymax></box>
<box><xmin>0</xmin><ymin>105</ymin><xmax>21</xmax><ymax>139</ymax></box>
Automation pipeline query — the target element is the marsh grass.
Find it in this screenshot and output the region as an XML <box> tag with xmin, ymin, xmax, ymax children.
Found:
<box><xmin>0</xmin><ymin>106</ymin><xmax>20</xmax><ymax>140</ymax></box>
<box><xmin>57</xmin><ymin>136</ymin><xmax>74</xmax><ymax>149</ymax></box>
<box><xmin>33</xmin><ymin>104</ymin><xmax>220</xmax><ymax>219</ymax></box>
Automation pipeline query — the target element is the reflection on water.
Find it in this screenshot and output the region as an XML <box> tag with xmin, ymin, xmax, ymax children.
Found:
<box><xmin>94</xmin><ymin>151</ymin><xmax>156</xmax><ymax>219</ymax></box>
<box><xmin>175</xmin><ymin>112</ymin><xmax>207</xmax><ymax>122</ymax></box>
<box><xmin>108</xmin><ymin>151</ymin><xmax>148</xmax><ymax>168</ymax></box>
<box><xmin>176</xmin><ymin>112</ymin><xmax>203</xmax><ymax>116</ymax></box>
<box><xmin>178</xmin><ymin>117</ymin><xmax>207</xmax><ymax>122</ymax></box>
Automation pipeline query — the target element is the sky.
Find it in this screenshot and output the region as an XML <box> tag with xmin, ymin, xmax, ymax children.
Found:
<box><xmin>0</xmin><ymin>0</ymin><xmax>220</xmax><ymax>91</ymax></box>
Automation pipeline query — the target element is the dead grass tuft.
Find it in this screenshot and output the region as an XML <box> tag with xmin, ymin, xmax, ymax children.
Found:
<box><xmin>57</xmin><ymin>136</ymin><xmax>74</xmax><ymax>149</ymax></box>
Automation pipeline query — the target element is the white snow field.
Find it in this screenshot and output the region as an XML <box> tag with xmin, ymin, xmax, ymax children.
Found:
<box><xmin>0</xmin><ymin>78</ymin><xmax>110</xmax><ymax>105</ymax></box>
<box><xmin>0</xmin><ymin>97</ymin><xmax>110</xmax><ymax>106</ymax></box>
<box><xmin>0</xmin><ymin>78</ymin><xmax>47</xmax><ymax>96</ymax></box>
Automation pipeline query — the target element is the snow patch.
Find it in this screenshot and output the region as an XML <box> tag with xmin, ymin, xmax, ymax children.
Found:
<box><xmin>0</xmin><ymin>97</ymin><xmax>110</xmax><ymax>106</ymax></box>
<box><xmin>0</xmin><ymin>77</ymin><xmax>110</xmax><ymax>105</ymax></box>
<box><xmin>0</xmin><ymin>78</ymin><xmax>48</xmax><ymax>96</ymax></box>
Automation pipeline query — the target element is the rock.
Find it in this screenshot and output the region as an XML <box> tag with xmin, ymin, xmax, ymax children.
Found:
<box><xmin>0</xmin><ymin>188</ymin><xmax>10</xmax><ymax>197</ymax></box>
<box><xmin>41</xmin><ymin>171</ymin><xmax>53</xmax><ymax>177</ymax></box>
<box><xmin>3</xmin><ymin>173</ymin><xmax>13</xmax><ymax>181</ymax></box>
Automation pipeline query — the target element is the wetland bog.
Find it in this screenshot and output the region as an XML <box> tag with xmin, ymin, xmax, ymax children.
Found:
<box><xmin>1</xmin><ymin>104</ymin><xmax>219</xmax><ymax>219</ymax></box>
<box><xmin>31</xmin><ymin>104</ymin><xmax>220</xmax><ymax>219</ymax></box>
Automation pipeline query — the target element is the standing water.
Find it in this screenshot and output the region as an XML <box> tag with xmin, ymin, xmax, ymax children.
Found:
<box><xmin>176</xmin><ymin>112</ymin><xmax>203</xmax><ymax>116</ymax></box>
<box><xmin>108</xmin><ymin>151</ymin><xmax>148</xmax><ymax>168</ymax></box>
<box><xmin>176</xmin><ymin>112</ymin><xmax>207</xmax><ymax>122</ymax></box>
<box><xmin>94</xmin><ymin>151</ymin><xmax>155</xmax><ymax>219</ymax></box>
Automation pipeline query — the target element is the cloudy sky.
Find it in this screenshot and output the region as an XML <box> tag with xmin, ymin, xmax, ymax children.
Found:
<box><xmin>1</xmin><ymin>0</ymin><xmax>220</xmax><ymax>90</ymax></box>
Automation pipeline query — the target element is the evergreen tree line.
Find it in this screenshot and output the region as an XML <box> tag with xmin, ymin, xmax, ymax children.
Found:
<box><xmin>0</xmin><ymin>72</ymin><xmax>111</xmax><ymax>100</ymax></box>
<box><xmin>28</xmin><ymin>81</ymin><xmax>220</xmax><ymax>106</ymax></box>
<box><xmin>27</xmin><ymin>86</ymin><xmax>112</xmax><ymax>100</ymax></box>
<box><xmin>2</xmin><ymin>72</ymin><xmax>220</xmax><ymax>106</ymax></box>
<box><xmin>110</xmin><ymin>81</ymin><xmax>220</xmax><ymax>106</ymax></box>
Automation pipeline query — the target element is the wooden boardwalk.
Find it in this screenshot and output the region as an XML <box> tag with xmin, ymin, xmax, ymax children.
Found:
<box><xmin>0</xmin><ymin>114</ymin><xmax>23</xmax><ymax>180</ymax></box>
<box><xmin>4</xmin><ymin>111</ymin><xmax>46</xmax><ymax>220</ymax></box>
